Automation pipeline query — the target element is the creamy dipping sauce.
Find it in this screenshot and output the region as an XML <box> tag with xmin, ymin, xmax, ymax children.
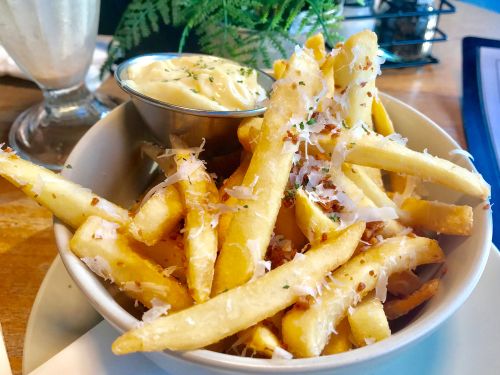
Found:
<box><xmin>125</xmin><ymin>55</ymin><xmax>267</xmax><ymax>111</ymax></box>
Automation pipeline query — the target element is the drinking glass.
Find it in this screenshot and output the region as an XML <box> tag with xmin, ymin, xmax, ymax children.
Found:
<box><xmin>0</xmin><ymin>0</ymin><xmax>115</xmax><ymax>170</ymax></box>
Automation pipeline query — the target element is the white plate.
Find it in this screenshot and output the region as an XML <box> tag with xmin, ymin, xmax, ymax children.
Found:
<box><xmin>24</xmin><ymin>94</ymin><xmax>493</xmax><ymax>373</ymax></box>
<box><xmin>23</xmin><ymin>247</ymin><xmax>500</xmax><ymax>375</ymax></box>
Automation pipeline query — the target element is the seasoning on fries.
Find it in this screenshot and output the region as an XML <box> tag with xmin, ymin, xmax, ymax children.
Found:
<box><xmin>0</xmin><ymin>29</ymin><xmax>490</xmax><ymax>359</ymax></box>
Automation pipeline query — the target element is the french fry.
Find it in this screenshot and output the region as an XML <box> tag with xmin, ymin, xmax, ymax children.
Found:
<box><xmin>334</xmin><ymin>30</ymin><xmax>378</xmax><ymax>129</ymax></box>
<box><xmin>372</xmin><ymin>96</ymin><xmax>394</xmax><ymax>136</ymax></box>
<box><xmin>273</xmin><ymin>59</ymin><xmax>287</xmax><ymax>79</ymax></box>
<box><xmin>348</xmin><ymin>294</ymin><xmax>391</xmax><ymax>347</ymax></box>
<box><xmin>218</xmin><ymin>152</ymin><xmax>251</xmax><ymax>245</ymax></box>
<box><xmin>333</xmin><ymin>31</ymin><xmax>384</xmax><ymax>188</ymax></box>
<box><xmin>387</xmin><ymin>270</ymin><xmax>422</xmax><ymax>298</ymax></box>
<box><xmin>172</xmin><ymin>141</ymin><xmax>219</xmax><ymax>304</ymax></box>
<box><xmin>239</xmin><ymin>323</ymin><xmax>283</xmax><ymax>357</ymax></box>
<box><xmin>332</xmin><ymin>172</ymin><xmax>404</xmax><ymax>237</ymax></box>
<box><xmin>70</xmin><ymin>216</ymin><xmax>192</xmax><ymax>310</ymax></box>
<box><xmin>344</xmin><ymin>133</ymin><xmax>490</xmax><ymax>199</ymax></box>
<box><xmin>371</xmin><ymin>97</ymin><xmax>408</xmax><ymax>193</ymax></box>
<box><xmin>212</xmin><ymin>49</ymin><xmax>324</xmax><ymax>295</ymax></box>
<box><xmin>275</xmin><ymin>204</ymin><xmax>308</xmax><ymax>249</ymax></box>
<box><xmin>400</xmin><ymin>197</ymin><xmax>473</xmax><ymax>235</ymax></box>
<box><xmin>0</xmin><ymin>150</ymin><xmax>129</xmax><ymax>228</ymax></box>
<box><xmin>282</xmin><ymin>236</ymin><xmax>445</xmax><ymax>357</ymax></box>
<box><xmin>237</xmin><ymin>118</ymin><xmax>263</xmax><ymax>152</ymax></box>
<box><xmin>305</xmin><ymin>33</ymin><xmax>327</xmax><ymax>64</ymax></box>
<box><xmin>111</xmin><ymin>223</ymin><xmax>364</xmax><ymax>354</ymax></box>
<box><xmin>342</xmin><ymin>163</ymin><xmax>397</xmax><ymax>209</ymax></box>
<box><xmin>384</xmin><ymin>279</ymin><xmax>440</xmax><ymax>320</ymax></box>
<box><xmin>322</xmin><ymin>318</ymin><xmax>352</xmax><ymax>355</ymax></box>
<box><xmin>321</xmin><ymin>55</ymin><xmax>336</xmax><ymax>94</ymax></box>
<box><xmin>133</xmin><ymin>234</ymin><xmax>187</xmax><ymax>283</ymax></box>
<box><xmin>140</xmin><ymin>142</ymin><xmax>173</xmax><ymax>174</ymax></box>
<box><xmin>128</xmin><ymin>185</ymin><xmax>184</xmax><ymax>246</ymax></box>
<box><xmin>294</xmin><ymin>188</ymin><xmax>339</xmax><ymax>245</ymax></box>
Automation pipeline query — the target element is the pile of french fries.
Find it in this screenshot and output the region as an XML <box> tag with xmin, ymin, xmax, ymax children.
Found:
<box><xmin>0</xmin><ymin>30</ymin><xmax>490</xmax><ymax>360</ymax></box>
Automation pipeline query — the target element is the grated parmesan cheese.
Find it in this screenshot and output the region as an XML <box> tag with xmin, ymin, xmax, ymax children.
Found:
<box><xmin>292</xmin><ymin>284</ymin><xmax>316</xmax><ymax>297</ymax></box>
<box><xmin>95</xmin><ymin>199</ymin><xmax>124</xmax><ymax>220</ymax></box>
<box><xmin>449</xmin><ymin>148</ymin><xmax>474</xmax><ymax>161</ymax></box>
<box><xmin>293</xmin><ymin>252</ymin><xmax>306</xmax><ymax>261</ymax></box>
<box><xmin>271</xmin><ymin>347</ymin><xmax>293</xmax><ymax>360</ymax></box>
<box><xmin>81</xmin><ymin>255</ymin><xmax>113</xmax><ymax>282</ymax></box>
<box><xmin>375</xmin><ymin>269</ymin><xmax>388</xmax><ymax>303</ymax></box>
<box><xmin>349</xmin><ymin>45</ymin><xmax>362</xmax><ymax>72</ymax></box>
<box><xmin>364</xmin><ymin>337</ymin><xmax>376</xmax><ymax>345</ymax></box>
<box><xmin>253</xmin><ymin>260</ymin><xmax>271</xmax><ymax>279</ymax></box>
<box><xmin>92</xmin><ymin>220</ymin><xmax>120</xmax><ymax>240</ymax></box>
<box><xmin>142</xmin><ymin>298</ymin><xmax>171</xmax><ymax>323</ymax></box>
<box><xmin>31</xmin><ymin>174</ymin><xmax>45</xmax><ymax>196</ymax></box>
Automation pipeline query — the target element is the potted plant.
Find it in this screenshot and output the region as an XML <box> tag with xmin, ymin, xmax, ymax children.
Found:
<box><xmin>102</xmin><ymin>0</ymin><xmax>343</xmax><ymax>74</ymax></box>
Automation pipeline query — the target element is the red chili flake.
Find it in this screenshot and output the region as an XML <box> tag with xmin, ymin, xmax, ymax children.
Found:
<box><xmin>4</xmin><ymin>146</ymin><xmax>14</xmax><ymax>153</ymax></box>
<box><xmin>363</xmin><ymin>57</ymin><xmax>373</xmax><ymax>71</ymax></box>
<box><xmin>320</xmin><ymin>124</ymin><xmax>340</xmax><ymax>135</ymax></box>
<box><xmin>483</xmin><ymin>203</ymin><xmax>491</xmax><ymax>210</ymax></box>
<box><xmin>340</xmin><ymin>87</ymin><xmax>347</xmax><ymax>95</ymax></box>
<box><xmin>283</xmin><ymin>130</ymin><xmax>299</xmax><ymax>144</ymax></box>
<box><xmin>90</xmin><ymin>197</ymin><xmax>100</xmax><ymax>206</ymax></box>
<box><xmin>367</xmin><ymin>91</ymin><xmax>372</xmax><ymax>97</ymax></box>
<box><xmin>321</xmin><ymin>179</ymin><xmax>336</xmax><ymax>190</ymax></box>
<box><xmin>362</xmin><ymin>221</ymin><xmax>384</xmax><ymax>243</ymax></box>
<box><xmin>360</xmin><ymin>81</ymin><xmax>367</xmax><ymax>88</ymax></box>
<box><xmin>222</xmin><ymin>192</ymin><xmax>230</xmax><ymax>202</ymax></box>
<box><xmin>369</xmin><ymin>270</ymin><xmax>375</xmax><ymax>276</ymax></box>
<box><xmin>357</xmin><ymin>282</ymin><xmax>366</xmax><ymax>292</ymax></box>
<box><xmin>318</xmin><ymin>199</ymin><xmax>343</xmax><ymax>213</ymax></box>
<box><xmin>321</xmin><ymin>233</ymin><xmax>328</xmax><ymax>242</ymax></box>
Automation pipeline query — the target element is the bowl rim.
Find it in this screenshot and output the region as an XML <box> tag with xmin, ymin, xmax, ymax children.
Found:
<box><xmin>114</xmin><ymin>52</ymin><xmax>275</xmax><ymax>118</ymax></box>
<box><xmin>54</xmin><ymin>92</ymin><xmax>492</xmax><ymax>373</ymax></box>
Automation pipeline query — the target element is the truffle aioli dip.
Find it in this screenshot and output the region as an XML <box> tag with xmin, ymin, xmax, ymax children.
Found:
<box><xmin>125</xmin><ymin>55</ymin><xmax>267</xmax><ymax>111</ymax></box>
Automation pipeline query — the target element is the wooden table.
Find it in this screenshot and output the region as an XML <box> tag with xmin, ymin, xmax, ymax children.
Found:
<box><xmin>0</xmin><ymin>2</ymin><xmax>498</xmax><ymax>374</ymax></box>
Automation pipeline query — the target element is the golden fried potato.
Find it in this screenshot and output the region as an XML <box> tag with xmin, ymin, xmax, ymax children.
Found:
<box><xmin>0</xmin><ymin>151</ymin><xmax>129</xmax><ymax>228</ymax></box>
<box><xmin>282</xmin><ymin>236</ymin><xmax>444</xmax><ymax>357</ymax></box>
<box><xmin>112</xmin><ymin>223</ymin><xmax>364</xmax><ymax>354</ymax></box>
<box><xmin>212</xmin><ymin>48</ymin><xmax>325</xmax><ymax>295</ymax></box>
<box><xmin>400</xmin><ymin>197</ymin><xmax>473</xmax><ymax>235</ymax></box>
<box><xmin>384</xmin><ymin>279</ymin><xmax>440</xmax><ymax>320</ymax></box>
<box><xmin>128</xmin><ymin>185</ymin><xmax>184</xmax><ymax>246</ymax></box>
<box><xmin>70</xmin><ymin>216</ymin><xmax>192</xmax><ymax>311</ymax></box>
<box><xmin>172</xmin><ymin>141</ymin><xmax>219</xmax><ymax>304</ymax></box>
<box><xmin>322</xmin><ymin>318</ymin><xmax>352</xmax><ymax>355</ymax></box>
<box><xmin>348</xmin><ymin>294</ymin><xmax>391</xmax><ymax>347</ymax></box>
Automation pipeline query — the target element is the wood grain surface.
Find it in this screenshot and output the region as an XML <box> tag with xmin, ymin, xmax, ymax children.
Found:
<box><xmin>0</xmin><ymin>2</ymin><xmax>498</xmax><ymax>374</ymax></box>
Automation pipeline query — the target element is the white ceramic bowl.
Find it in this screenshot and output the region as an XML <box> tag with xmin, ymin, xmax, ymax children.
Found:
<box><xmin>54</xmin><ymin>94</ymin><xmax>492</xmax><ymax>375</ymax></box>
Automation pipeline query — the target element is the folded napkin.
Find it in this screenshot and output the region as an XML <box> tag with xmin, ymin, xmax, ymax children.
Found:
<box><xmin>28</xmin><ymin>320</ymin><xmax>165</xmax><ymax>375</ymax></box>
<box><xmin>0</xmin><ymin>36</ymin><xmax>111</xmax><ymax>92</ymax></box>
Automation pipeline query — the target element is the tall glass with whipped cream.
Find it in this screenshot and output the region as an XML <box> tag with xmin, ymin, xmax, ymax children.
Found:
<box><xmin>0</xmin><ymin>0</ymin><xmax>115</xmax><ymax>169</ymax></box>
